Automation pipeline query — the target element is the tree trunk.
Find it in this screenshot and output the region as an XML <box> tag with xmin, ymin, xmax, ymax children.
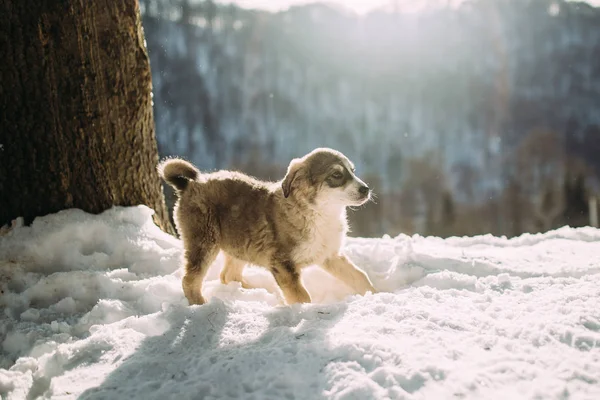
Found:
<box><xmin>0</xmin><ymin>0</ymin><xmax>175</xmax><ymax>235</ymax></box>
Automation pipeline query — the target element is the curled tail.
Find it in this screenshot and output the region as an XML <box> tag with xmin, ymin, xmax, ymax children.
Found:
<box><xmin>157</xmin><ymin>158</ymin><xmax>199</xmax><ymax>192</ymax></box>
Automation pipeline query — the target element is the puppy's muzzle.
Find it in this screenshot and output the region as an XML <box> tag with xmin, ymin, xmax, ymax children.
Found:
<box><xmin>358</xmin><ymin>184</ymin><xmax>370</xmax><ymax>198</ymax></box>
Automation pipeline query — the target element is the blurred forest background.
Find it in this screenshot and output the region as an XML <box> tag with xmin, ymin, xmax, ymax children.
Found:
<box><xmin>139</xmin><ymin>0</ymin><xmax>600</xmax><ymax>238</ymax></box>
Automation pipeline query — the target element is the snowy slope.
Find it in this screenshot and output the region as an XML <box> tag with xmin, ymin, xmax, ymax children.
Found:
<box><xmin>1</xmin><ymin>206</ymin><xmax>599</xmax><ymax>400</ymax></box>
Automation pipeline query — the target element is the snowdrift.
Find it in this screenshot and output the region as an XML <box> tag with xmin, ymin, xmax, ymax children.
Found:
<box><xmin>1</xmin><ymin>206</ymin><xmax>599</xmax><ymax>399</ymax></box>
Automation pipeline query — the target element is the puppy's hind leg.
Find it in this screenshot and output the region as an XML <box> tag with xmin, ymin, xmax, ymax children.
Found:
<box><xmin>182</xmin><ymin>243</ymin><xmax>219</xmax><ymax>305</ymax></box>
<box><xmin>323</xmin><ymin>255</ymin><xmax>377</xmax><ymax>296</ymax></box>
<box><xmin>220</xmin><ymin>253</ymin><xmax>251</xmax><ymax>289</ymax></box>
<box><xmin>271</xmin><ymin>262</ymin><xmax>311</xmax><ymax>305</ymax></box>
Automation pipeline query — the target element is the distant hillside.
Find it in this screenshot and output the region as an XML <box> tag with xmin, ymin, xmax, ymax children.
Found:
<box><xmin>140</xmin><ymin>0</ymin><xmax>600</xmax><ymax>237</ymax></box>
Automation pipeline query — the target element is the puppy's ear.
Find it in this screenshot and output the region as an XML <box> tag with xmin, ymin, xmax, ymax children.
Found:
<box><xmin>282</xmin><ymin>159</ymin><xmax>302</xmax><ymax>198</ymax></box>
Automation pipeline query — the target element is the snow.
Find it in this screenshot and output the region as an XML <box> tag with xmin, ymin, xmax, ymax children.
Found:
<box><xmin>1</xmin><ymin>206</ymin><xmax>599</xmax><ymax>400</ymax></box>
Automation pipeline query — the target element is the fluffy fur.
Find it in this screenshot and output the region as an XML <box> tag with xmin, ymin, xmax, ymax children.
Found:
<box><xmin>158</xmin><ymin>148</ymin><xmax>377</xmax><ymax>306</ymax></box>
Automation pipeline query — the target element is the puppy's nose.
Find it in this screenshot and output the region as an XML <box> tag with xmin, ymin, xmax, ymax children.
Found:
<box><xmin>359</xmin><ymin>185</ymin><xmax>370</xmax><ymax>195</ymax></box>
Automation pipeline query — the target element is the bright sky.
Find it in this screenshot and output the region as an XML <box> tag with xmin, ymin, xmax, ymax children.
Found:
<box><xmin>222</xmin><ymin>0</ymin><xmax>441</xmax><ymax>14</ymax></box>
<box><xmin>223</xmin><ymin>0</ymin><xmax>600</xmax><ymax>15</ymax></box>
<box><xmin>224</xmin><ymin>0</ymin><xmax>387</xmax><ymax>14</ymax></box>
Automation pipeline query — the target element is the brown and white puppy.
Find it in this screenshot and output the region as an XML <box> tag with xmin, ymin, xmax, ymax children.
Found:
<box><xmin>158</xmin><ymin>148</ymin><xmax>377</xmax><ymax>306</ymax></box>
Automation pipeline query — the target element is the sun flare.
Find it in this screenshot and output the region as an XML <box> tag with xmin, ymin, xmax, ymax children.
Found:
<box><xmin>225</xmin><ymin>0</ymin><xmax>600</xmax><ymax>15</ymax></box>
<box><xmin>224</xmin><ymin>0</ymin><xmax>448</xmax><ymax>15</ymax></box>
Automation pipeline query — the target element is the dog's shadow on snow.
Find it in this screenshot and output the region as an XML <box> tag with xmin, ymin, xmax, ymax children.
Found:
<box><xmin>78</xmin><ymin>299</ymin><xmax>349</xmax><ymax>400</ymax></box>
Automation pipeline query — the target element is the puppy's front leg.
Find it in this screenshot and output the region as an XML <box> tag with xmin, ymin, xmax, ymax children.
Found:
<box><xmin>271</xmin><ymin>263</ymin><xmax>311</xmax><ymax>304</ymax></box>
<box><xmin>323</xmin><ymin>254</ymin><xmax>377</xmax><ymax>296</ymax></box>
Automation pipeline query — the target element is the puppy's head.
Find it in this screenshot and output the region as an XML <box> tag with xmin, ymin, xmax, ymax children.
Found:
<box><xmin>282</xmin><ymin>148</ymin><xmax>370</xmax><ymax>206</ymax></box>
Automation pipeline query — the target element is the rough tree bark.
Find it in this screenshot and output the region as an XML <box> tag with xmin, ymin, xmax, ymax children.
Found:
<box><xmin>0</xmin><ymin>0</ymin><xmax>175</xmax><ymax>234</ymax></box>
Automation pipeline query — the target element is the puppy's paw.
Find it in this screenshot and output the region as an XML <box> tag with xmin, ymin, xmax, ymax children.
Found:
<box><xmin>365</xmin><ymin>285</ymin><xmax>378</xmax><ymax>295</ymax></box>
<box><xmin>186</xmin><ymin>293</ymin><xmax>206</xmax><ymax>306</ymax></box>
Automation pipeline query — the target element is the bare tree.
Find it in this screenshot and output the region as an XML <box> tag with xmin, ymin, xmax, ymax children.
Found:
<box><xmin>0</xmin><ymin>0</ymin><xmax>174</xmax><ymax>234</ymax></box>
<box><xmin>530</xmin><ymin>183</ymin><xmax>565</xmax><ymax>233</ymax></box>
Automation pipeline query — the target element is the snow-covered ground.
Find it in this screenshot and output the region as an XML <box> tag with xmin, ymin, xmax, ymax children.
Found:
<box><xmin>1</xmin><ymin>206</ymin><xmax>599</xmax><ymax>400</ymax></box>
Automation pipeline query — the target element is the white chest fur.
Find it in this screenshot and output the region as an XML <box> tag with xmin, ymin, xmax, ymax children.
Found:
<box><xmin>292</xmin><ymin>204</ymin><xmax>347</xmax><ymax>267</ymax></box>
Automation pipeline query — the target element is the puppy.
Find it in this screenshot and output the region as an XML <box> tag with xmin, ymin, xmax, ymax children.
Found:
<box><xmin>158</xmin><ymin>147</ymin><xmax>377</xmax><ymax>306</ymax></box>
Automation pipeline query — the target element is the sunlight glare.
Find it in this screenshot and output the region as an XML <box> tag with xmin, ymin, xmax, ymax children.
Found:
<box><xmin>223</xmin><ymin>0</ymin><xmax>466</xmax><ymax>15</ymax></box>
<box><xmin>224</xmin><ymin>0</ymin><xmax>600</xmax><ymax>14</ymax></box>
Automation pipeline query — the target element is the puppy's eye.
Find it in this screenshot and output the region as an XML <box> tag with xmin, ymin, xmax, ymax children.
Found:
<box><xmin>331</xmin><ymin>171</ymin><xmax>343</xmax><ymax>179</ymax></box>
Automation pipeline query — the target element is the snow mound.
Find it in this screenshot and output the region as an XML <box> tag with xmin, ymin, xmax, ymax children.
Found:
<box><xmin>1</xmin><ymin>206</ymin><xmax>599</xmax><ymax>399</ymax></box>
